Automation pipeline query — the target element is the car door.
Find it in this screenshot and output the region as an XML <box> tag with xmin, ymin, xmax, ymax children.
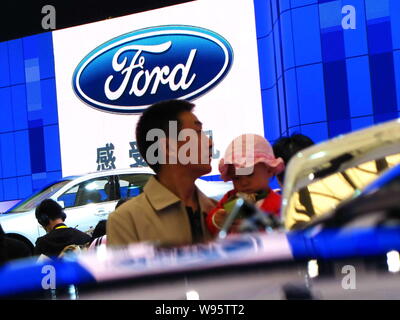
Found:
<box><xmin>55</xmin><ymin>175</ymin><xmax>118</xmax><ymax>235</ymax></box>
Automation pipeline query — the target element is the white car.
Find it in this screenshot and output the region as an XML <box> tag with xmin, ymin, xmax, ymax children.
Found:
<box><xmin>0</xmin><ymin>168</ymin><xmax>232</xmax><ymax>251</ymax></box>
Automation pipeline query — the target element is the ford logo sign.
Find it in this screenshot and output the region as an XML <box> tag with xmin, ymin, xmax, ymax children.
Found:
<box><xmin>72</xmin><ymin>25</ymin><xmax>234</xmax><ymax>114</ymax></box>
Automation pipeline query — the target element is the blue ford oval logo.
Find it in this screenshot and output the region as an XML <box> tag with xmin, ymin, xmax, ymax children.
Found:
<box><xmin>72</xmin><ymin>25</ymin><xmax>234</xmax><ymax>114</ymax></box>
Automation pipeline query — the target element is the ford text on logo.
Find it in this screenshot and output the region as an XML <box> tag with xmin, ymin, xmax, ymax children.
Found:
<box><xmin>72</xmin><ymin>25</ymin><xmax>234</xmax><ymax>113</ymax></box>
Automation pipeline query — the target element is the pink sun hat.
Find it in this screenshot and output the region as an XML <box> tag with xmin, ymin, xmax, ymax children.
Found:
<box><xmin>219</xmin><ymin>134</ymin><xmax>285</xmax><ymax>182</ymax></box>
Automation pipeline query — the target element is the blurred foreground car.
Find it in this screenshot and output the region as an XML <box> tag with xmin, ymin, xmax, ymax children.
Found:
<box><xmin>1</xmin><ymin>204</ymin><xmax>400</xmax><ymax>300</ymax></box>
<box><xmin>0</xmin><ymin>168</ymin><xmax>232</xmax><ymax>251</ymax></box>
<box><xmin>2</xmin><ymin>168</ymin><xmax>400</xmax><ymax>300</ymax></box>
<box><xmin>1</xmin><ymin>120</ymin><xmax>400</xmax><ymax>299</ymax></box>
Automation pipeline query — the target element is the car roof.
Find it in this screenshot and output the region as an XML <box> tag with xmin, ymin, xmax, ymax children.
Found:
<box><xmin>62</xmin><ymin>167</ymin><xmax>155</xmax><ymax>181</ymax></box>
<box><xmin>3</xmin><ymin>168</ymin><xmax>155</xmax><ymax>213</ymax></box>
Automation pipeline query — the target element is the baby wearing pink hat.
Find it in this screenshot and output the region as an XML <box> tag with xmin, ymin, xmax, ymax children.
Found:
<box><xmin>206</xmin><ymin>134</ymin><xmax>285</xmax><ymax>235</ymax></box>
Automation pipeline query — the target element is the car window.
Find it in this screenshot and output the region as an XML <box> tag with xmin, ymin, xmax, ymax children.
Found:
<box><xmin>285</xmin><ymin>153</ymin><xmax>400</xmax><ymax>230</ymax></box>
<box><xmin>118</xmin><ymin>174</ymin><xmax>152</xmax><ymax>198</ymax></box>
<box><xmin>57</xmin><ymin>185</ymin><xmax>79</xmax><ymax>208</ymax></box>
<box><xmin>59</xmin><ymin>176</ymin><xmax>113</xmax><ymax>208</ymax></box>
<box><xmin>8</xmin><ymin>180</ymin><xmax>71</xmax><ymax>213</ymax></box>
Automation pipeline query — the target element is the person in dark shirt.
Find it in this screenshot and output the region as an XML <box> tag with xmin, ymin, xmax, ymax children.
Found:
<box><xmin>0</xmin><ymin>224</ymin><xmax>32</xmax><ymax>266</ymax></box>
<box><xmin>272</xmin><ymin>133</ymin><xmax>315</xmax><ymax>186</ymax></box>
<box><xmin>34</xmin><ymin>199</ymin><xmax>91</xmax><ymax>258</ymax></box>
<box><xmin>273</xmin><ymin>134</ymin><xmax>316</xmax><ymax>230</ymax></box>
<box><xmin>91</xmin><ymin>198</ymin><xmax>130</xmax><ymax>241</ymax></box>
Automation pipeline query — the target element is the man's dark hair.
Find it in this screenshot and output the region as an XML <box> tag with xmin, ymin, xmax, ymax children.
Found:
<box><xmin>273</xmin><ymin>134</ymin><xmax>315</xmax><ymax>183</ymax></box>
<box><xmin>136</xmin><ymin>99</ymin><xmax>195</xmax><ymax>173</ymax></box>
<box><xmin>35</xmin><ymin>199</ymin><xmax>66</xmax><ymax>227</ymax></box>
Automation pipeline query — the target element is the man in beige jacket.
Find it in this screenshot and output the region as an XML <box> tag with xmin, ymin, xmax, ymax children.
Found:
<box><xmin>107</xmin><ymin>100</ymin><xmax>217</xmax><ymax>247</ymax></box>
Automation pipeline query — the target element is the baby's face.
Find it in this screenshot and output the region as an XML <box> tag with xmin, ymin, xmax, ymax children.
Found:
<box><xmin>231</xmin><ymin>163</ymin><xmax>274</xmax><ymax>194</ymax></box>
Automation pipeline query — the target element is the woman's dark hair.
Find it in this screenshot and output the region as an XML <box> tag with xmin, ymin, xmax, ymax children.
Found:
<box><xmin>273</xmin><ymin>134</ymin><xmax>315</xmax><ymax>183</ymax></box>
<box><xmin>91</xmin><ymin>220</ymin><xmax>107</xmax><ymax>241</ymax></box>
<box><xmin>0</xmin><ymin>224</ymin><xmax>32</xmax><ymax>266</ymax></box>
<box><xmin>136</xmin><ymin>99</ymin><xmax>195</xmax><ymax>173</ymax></box>
<box><xmin>90</xmin><ymin>198</ymin><xmax>130</xmax><ymax>242</ymax></box>
<box><xmin>116</xmin><ymin>197</ymin><xmax>129</xmax><ymax>209</ymax></box>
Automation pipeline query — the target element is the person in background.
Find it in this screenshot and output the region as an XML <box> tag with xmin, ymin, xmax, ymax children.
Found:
<box><xmin>272</xmin><ymin>133</ymin><xmax>315</xmax><ymax>186</ymax></box>
<box><xmin>34</xmin><ymin>199</ymin><xmax>91</xmax><ymax>258</ymax></box>
<box><xmin>206</xmin><ymin>134</ymin><xmax>285</xmax><ymax>235</ymax></box>
<box><xmin>107</xmin><ymin>99</ymin><xmax>217</xmax><ymax>247</ymax></box>
<box><xmin>272</xmin><ymin>133</ymin><xmax>315</xmax><ymax>230</ymax></box>
<box><xmin>273</xmin><ymin>133</ymin><xmax>335</xmax><ymax>276</ymax></box>
<box><xmin>0</xmin><ymin>224</ymin><xmax>32</xmax><ymax>266</ymax></box>
<box><xmin>88</xmin><ymin>198</ymin><xmax>130</xmax><ymax>249</ymax></box>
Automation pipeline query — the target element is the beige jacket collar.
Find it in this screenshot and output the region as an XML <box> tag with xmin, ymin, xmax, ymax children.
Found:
<box><xmin>144</xmin><ymin>176</ymin><xmax>181</xmax><ymax>211</ymax></box>
<box><xmin>143</xmin><ymin>175</ymin><xmax>213</xmax><ymax>213</ymax></box>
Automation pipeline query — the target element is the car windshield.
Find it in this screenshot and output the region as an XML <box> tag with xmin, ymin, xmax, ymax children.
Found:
<box><xmin>285</xmin><ymin>153</ymin><xmax>400</xmax><ymax>230</ymax></box>
<box><xmin>7</xmin><ymin>180</ymin><xmax>72</xmax><ymax>213</ymax></box>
